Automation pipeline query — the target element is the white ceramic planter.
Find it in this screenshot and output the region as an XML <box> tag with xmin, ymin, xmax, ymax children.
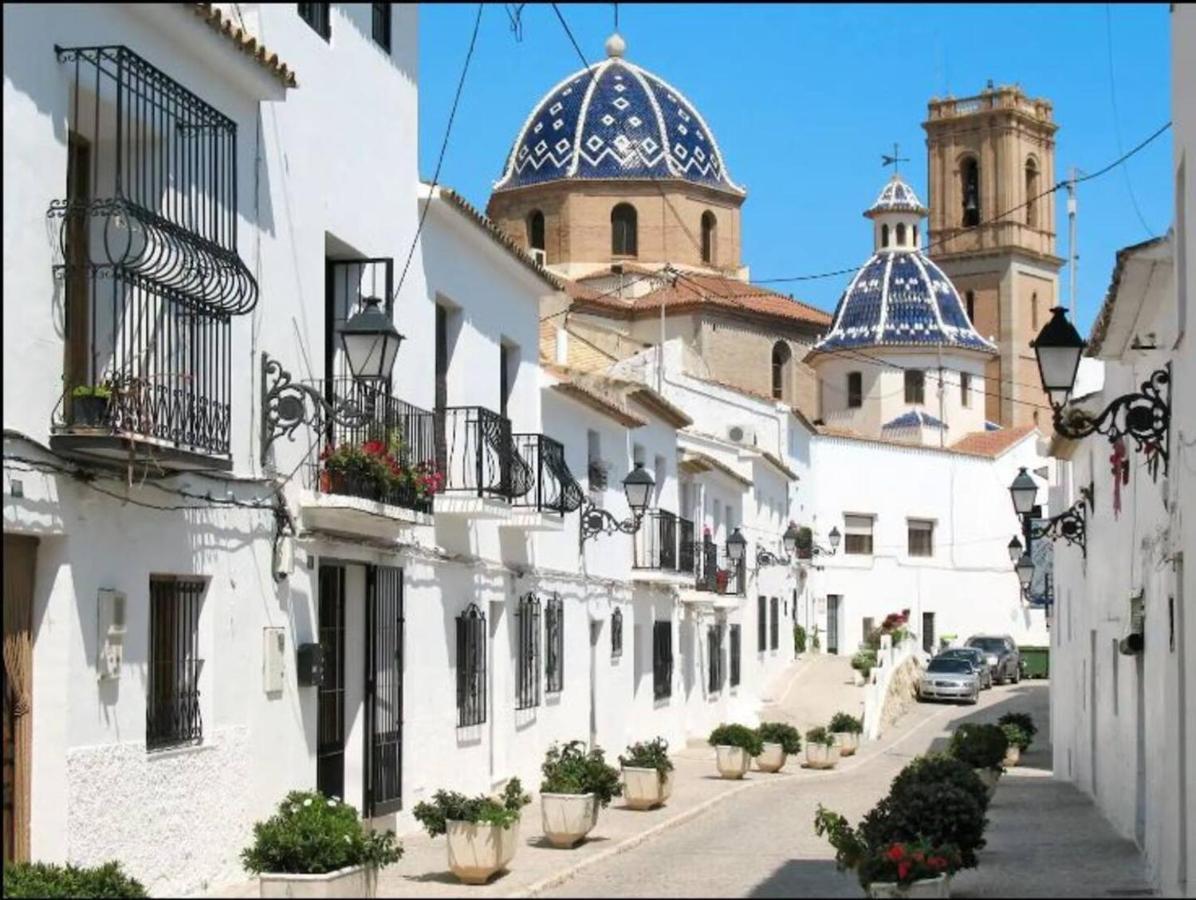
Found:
<box><xmin>833</xmin><ymin>732</ymin><xmax>861</xmax><ymax>756</ymax></box>
<box><xmin>1003</xmin><ymin>745</ymin><xmax>1021</xmax><ymax>767</ymax></box>
<box><xmin>446</xmin><ymin>818</ymin><xmax>521</xmax><ymax>885</ymax></box>
<box><xmin>805</xmin><ymin>742</ymin><xmax>840</xmax><ymax>769</ymax></box>
<box><xmin>853</xmin><ymin>669</ymin><xmax>867</xmax><ymax>686</ymax></box>
<box><xmin>866</xmin><ymin>873</ymin><xmax>951</xmax><ymax>898</ymax></box>
<box><xmin>622</xmin><ymin>767</ymin><xmax>671</xmax><ymax>810</ymax></box>
<box><xmin>259</xmin><ymin>865</ymin><xmax>375</xmax><ymax>899</ymax></box>
<box><xmin>540</xmin><ymin>792</ymin><xmax>599</xmax><ymax>848</ymax></box>
<box><xmin>755</xmin><ymin>742</ymin><xmax>788</xmax><ymax>773</ymax></box>
<box><xmin>715</xmin><ymin>745</ymin><xmax>751</xmax><ymax>779</ymax></box>
<box><xmin>974</xmin><ymin>767</ymin><xmax>1000</xmax><ymax>798</ymax></box>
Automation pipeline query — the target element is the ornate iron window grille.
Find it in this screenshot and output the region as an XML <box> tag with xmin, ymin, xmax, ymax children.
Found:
<box><xmin>1052</xmin><ymin>365</ymin><xmax>1171</xmax><ymax>481</ymax></box>
<box><xmin>611</xmin><ymin>607</ymin><xmax>624</xmax><ymax>660</ymax></box>
<box><xmin>729</xmin><ymin>624</ymin><xmax>741</xmax><ymax>687</ymax></box>
<box><xmin>652</xmin><ymin>620</ymin><xmax>673</xmax><ymax>700</ymax></box>
<box><xmin>545</xmin><ymin>594</ymin><xmax>564</xmax><ymax>693</ymax></box>
<box><xmin>456</xmin><ymin>603</ymin><xmax>487</xmax><ymax>727</ymax></box>
<box><xmin>516</xmin><ymin>594</ymin><xmax>541</xmax><ymax>710</ymax></box>
<box><xmin>707</xmin><ymin>624</ymin><xmax>724</xmax><ymax>693</ymax></box>
<box><xmin>757</xmin><ymin>596</ymin><xmax>767</xmax><ymax>652</ymax></box>
<box><xmin>147</xmin><ymin>576</ymin><xmax>205</xmax><ymax>750</ymax></box>
<box><xmin>770</xmin><ymin>597</ymin><xmax>780</xmax><ymax>651</ymax></box>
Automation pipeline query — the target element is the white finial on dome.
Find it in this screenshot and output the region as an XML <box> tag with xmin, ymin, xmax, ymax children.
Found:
<box><xmin>605</xmin><ymin>32</ymin><xmax>626</xmax><ymax>58</ymax></box>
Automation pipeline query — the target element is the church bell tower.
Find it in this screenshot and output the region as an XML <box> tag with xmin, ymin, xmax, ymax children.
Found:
<box><xmin>924</xmin><ymin>84</ymin><xmax>1063</xmax><ymax>428</ymax></box>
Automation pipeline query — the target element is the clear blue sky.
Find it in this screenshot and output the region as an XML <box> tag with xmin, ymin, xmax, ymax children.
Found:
<box><xmin>418</xmin><ymin>3</ymin><xmax>1173</xmax><ymax>333</ymax></box>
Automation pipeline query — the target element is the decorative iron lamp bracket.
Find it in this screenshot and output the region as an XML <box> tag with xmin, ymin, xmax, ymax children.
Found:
<box><xmin>1031</xmin><ymin>500</ymin><xmax>1088</xmax><ymax>558</ymax></box>
<box><xmin>579</xmin><ymin>499</ymin><xmax>642</xmax><ymax>545</ymax></box>
<box><xmin>1052</xmin><ymin>364</ymin><xmax>1171</xmax><ymax>481</ymax></box>
<box><xmin>755</xmin><ymin>546</ymin><xmax>790</xmax><ymax>568</ymax></box>
<box><xmin>260</xmin><ymin>352</ymin><xmax>371</xmax><ymax>466</ymax></box>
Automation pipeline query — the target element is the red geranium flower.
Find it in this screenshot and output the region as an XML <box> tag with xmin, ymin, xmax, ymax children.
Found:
<box><xmin>897</xmin><ymin>861</ymin><xmax>911</xmax><ymax>881</ymax></box>
<box><xmin>929</xmin><ymin>856</ymin><xmax>947</xmax><ymax>871</ymax></box>
<box><xmin>886</xmin><ymin>844</ymin><xmax>905</xmax><ymax>861</ymax></box>
<box><xmin>362</xmin><ymin>439</ymin><xmax>386</xmax><ymax>457</ymax></box>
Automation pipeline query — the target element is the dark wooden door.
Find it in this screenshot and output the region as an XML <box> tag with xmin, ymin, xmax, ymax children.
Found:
<box><xmin>3</xmin><ymin>535</ymin><xmax>37</xmax><ymax>863</ymax></box>
<box><xmin>364</xmin><ymin>566</ymin><xmax>404</xmax><ymax>817</ymax></box>
<box><xmin>316</xmin><ymin>565</ymin><xmax>346</xmax><ymax>800</ymax></box>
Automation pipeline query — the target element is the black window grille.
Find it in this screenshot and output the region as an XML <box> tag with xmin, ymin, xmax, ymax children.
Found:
<box><xmin>545</xmin><ymin>594</ymin><xmax>564</xmax><ymax>693</ymax></box>
<box><xmin>730</xmin><ymin>625</ymin><xmax>741</xmax><ymax>687</ymax></box>
<box><xmin>770</xmin><ymin>597</ymin><xmax>780</xmax><ymax>650</ymax></box>
<box><xmin>372</xmin><ymin>2</ymin><xmax>392</xmax><ymax>52</ymax></box>
<box><xmin>652</xmin><ymin>620</ymin><xmax>673</xmax><ymax>700</ymax></box>
<box><xmin>147</xmin><ymin>576</ymin><xmax>205</xmax><ymax>750</ymax></box>
<box><xmin>365</xmin><ymin>565</ymin><xmax>404</xmax><ymax>816</ymax></box>
<box><xmin>611</xmin><ymin>608</ymin><xmax>623</xmax><ymax>659</ymax></box>
<box><xmin>847</xmin><ymin>372</ymin><xmax>863</xmax><ymax>408</ymax></box>
<box><xmin>707</xmin><ymin>625</ymin><xmax>724</xmax><ymax>693</ymax></box>
<box><xmin>299</xmin><ymin>3</ymin><xmax>331</xmax><ymax>40</ymax></box>
<box><xmin>757</xmin><ymin>596</ymin><xmax>767</xmax><ymax>652</ymax></box>
<box><xmin>456</xmin><ymin>603</ymin><xmax>486</xmax><ymax>727</ymax></box>
<box><xmin>516</xmin><ymin>594</ymin><xmax>541</xmax><ymax>709</ymax></box>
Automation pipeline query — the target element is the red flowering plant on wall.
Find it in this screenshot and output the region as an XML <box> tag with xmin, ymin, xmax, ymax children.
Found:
<box><xmin>863</xmin><ymin>611</ymin><xmax>911</xmax><ymax>651</ymax></box>
<box><xmin>319</xmin><ymin>435</ymin><xmax>443</xmax><ymax>504</ymax></box>
<box><xmin>863</xmin><ymin>840</ymin><xmax>960</xmax><ymax>887</ymax></box>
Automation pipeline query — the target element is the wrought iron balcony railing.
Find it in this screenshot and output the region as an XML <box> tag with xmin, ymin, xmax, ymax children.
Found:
<box><xmin>695</xmin><ymin>538</ymin><xmax>745</xmax><ymax>596</ymax></box>
<box><xmin>437</xmin><ymin>406</ymin><xmax>531</xmax><ymax>501</ymax></box>
<box><xmin>512</xmin><ymin>434</ymin><xmax>585</xmax><ymax>516</ymax></box>
<box><xmin>310</xmin><ymin>379</ymin><xmax>437</xmax><ymax>514</ymax></box>
<box><xmin>678</xmin><ymin>517</ymin><xmax>696</xmax><ymax>574</ymax></box>
<box><xmin>634</xmin><ymin>509</ymin><xmax>681</xmax><ymax>571</ymax></box>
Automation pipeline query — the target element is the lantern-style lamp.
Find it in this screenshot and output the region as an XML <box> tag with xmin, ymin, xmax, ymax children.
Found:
<box><xmin>782</xmin><ymin>522</ymin><xmax>801</xmax><ymax>557</ymax></box>
<box><xmin>622</xmin><ymin>462</ymin><xmax>654</xmax><ymax>518</ymax></box>
<box><xmin>1031</xmin><ymin>307</ymin><xmax>1087</xmax><ymax>408</ymax></box>
<box><xmin>726</xmin><ymin>527</ymin><xmax>747</xmax><ymax>563</ymax></box>
<box><xmin>1009</xmin><ymin>467</ymin><xmax>1038</xmax><ymax>518</ymax></box>
<box><xmin>828</xmin><ymin>526</ymin><xmax>842</xmax><ymax>552</ymax></box>
<box><xmin>1007</xmin><ymin>535</ymin><xmax>1023</xmax><ymax>564</ymax></box>
<box><xmin>340</xmin><ymin>296</ymin><xmax>403</xmax><ymax>382</ymax></box>
<box><xmin>1015</xmin><ymin>553</ymin><xmax>1035</xmax><ymax>590</ymax></box>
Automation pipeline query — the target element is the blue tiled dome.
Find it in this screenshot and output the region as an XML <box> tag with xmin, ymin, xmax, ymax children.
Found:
<box><xmin>494</xmin><ymin>36</ymin><xmax>742</xmax><ymax>195</ymax></box>
<box><xmin>814</xmin><ymin>251</ymin><xmax>996</xmax><ymax>354</ymax></box>
<box><xmin>866</xmin><ymin>175</ymin><xmax>929</xmax><ymax>217</ymax></box>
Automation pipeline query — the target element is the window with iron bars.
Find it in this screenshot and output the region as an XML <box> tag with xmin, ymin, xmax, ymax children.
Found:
<box><xmin>757</xmin><ymin>595</ymin><xmax>767</xmax><ymax>652</ymax></box>
<box><xmin>299</xmin><ymin>3</ymin><xmax>331</xmax><ymax>40</ymax></box>
<box><xmin>147</xmin><ymin>576</ymin><xmax>205</xmax><ymax>750</ymax></box>
<box><xmin>545</xmin><ymin>594</ymin><xmax>564</xmax><ymax>694</ymax></box>
<box><xmin>456</xmin><ymin>604</ymin><xmax>486</xmax><ymax>727</ymax></box>
<box><xmin>611</xmin><ymin>607</ymin><xmax>623</xmax><ymax>659</ymax></box>
<box><xmin>516</xmin><ymin>594</ymin><xmax>541</xmax><ymax>710</ymax></box>
<box><xmin>653</xmin><ymin>620</ymin><xmax>673</xmax><ymax>700</ymax></box>
<box><xmin>730</xmin><ymin>624</ymin><xmax>741</xmax><ymax>687</ymax></box>
<box><xmin>770</xmin><ymin>597</ymin><xmax>780</xmax><ymax>651</ymax></box>
<box><xmin>372</xmin><ymin>2</ymin><xmax>392</xmax><ymax>52</ymax></box>
<box><xmin>707</xmin><ymin>624</ymin><xmax>724</xmax><ymax>693</ymax></box>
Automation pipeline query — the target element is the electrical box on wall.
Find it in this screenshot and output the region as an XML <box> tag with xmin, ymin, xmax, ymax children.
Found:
<box><xmin>263</xmin><ymin>627</ymin><xmax>286</xmax><ymax>693</ymax></box>
<box><xmin>96</xmin><ymin>589</ymin><xmax>126</xmax><ymax>680</ymax></box>
<box><xmin>296</xmin><ymin>642</ymin><xmax>325</xmax><ymax>687</ymax></box>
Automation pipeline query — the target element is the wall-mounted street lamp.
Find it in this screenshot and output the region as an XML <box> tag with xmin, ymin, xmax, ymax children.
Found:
<box><xmin>1015</xmin><ymin>552</ymin><xmax>1035</xmax><ymax>595</ymax></box>
<box><xmin>1031</xmin><ymin>306</ymin><xmax>1171</xmax><ymax>480</ymax></box>
<box><xmin>260</xmin><ymin>297</ymin><xmax>405</xmax><ymax>465</ymax></box>
<box><xmin>579</xmin><ymin>462</ymin><xmax>655</xmax><ymax>545</ymax></box>
<box><xmin>756</xmin><ymin>522</ymin><xmax>802</xmax><ymax>567</ymax></box>
<box><xmin>726</xmin><ymin>527</ymin><xmax>748</xmax><ymax>565</ymax></box>
<box><xmin>1007</xmin><ymin>536</ymin><xmax>1023</xmax><ymax>564</ymax></box>
<box><xmin>1006</xmin><ymin>464</ymin><xmax>1092</xmax><ymax>603</ymax></box>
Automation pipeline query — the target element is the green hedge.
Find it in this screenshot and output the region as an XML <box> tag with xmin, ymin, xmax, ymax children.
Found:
<box><xmin>2</xmin><ymin>861</ymin><xmax>147</xmax><ymax>898</ymax></box>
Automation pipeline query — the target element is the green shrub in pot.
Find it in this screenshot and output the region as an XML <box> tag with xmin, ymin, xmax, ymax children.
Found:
<box><xmin>793</xmin><ymin>624</ymin><xmax>808</xmax><ymax>654</ymax></box>
<box><xmin>889</xmin><ymin>753</ymin><xmax>989</xmax><ymax>813</ymax></box>
<box><xmin>997</xmin><ymin>712</ymin><xmax>1037</xmax><ymax>750</ymax></box>
<box><xmin>618</xmin><ymin>737</ymin><xmax>673</xmax><ymax>778</ymax></box>
<box><xmin>805</xmin><ymin>726</ymin><xmax>835</xmax><ymax>748</ymax></box>
<box><xmin>851</xmin><ymin>650</ymin><xmax>877</xmax><ymax>679</ymax></box>
<box><xmin>814</xmin><ymin>806</ymin><xmax>964</xmax><ymax>889</ymax></box>
<box><xmin>541</xmin><ymin>740</ymin><xmax>622</xmax><ymax>808</ymax></box>
<box><xmin>708</xmin><ymin>723</ymin><xmax>764</xmax><ymax>756</ymax></box>
<box><xmin>757</xmin><ymin>722</ymin><xmax>802</xmax><ymax>754</ymax></box>
<box><xmin>948</xmin><ymin>723</ymin><xmax>1008</xmax><ymax>771</ymax></box>
<box><xmin>828</xmin><ymin>712</ymin><xmax>863</xmax><ymax>735</ymax></box>
<box><xmin>860</xmin><ymin>781</ymin><xmax>988</xmax><ymax>869</ymax></box>
<box><xmin>412</xmin><ymin>779</ymin><xmax>530</xmax><ymax>837</ymax></box>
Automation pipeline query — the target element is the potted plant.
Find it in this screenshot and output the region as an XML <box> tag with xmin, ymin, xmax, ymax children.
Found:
<box><xmin>795</xmin><ymin>524</ymin><xmax>814</xmax><ymax>560</ymax></box>
<box><xmin>947</xmin><ymin>724</ymin><xmax>1008</xmax><ymax>795</ymax></box>
<box><xmin>815</xmin><ymin>807</ymin><xmax>961</xmax><ymax>898</ymax></box>
<box><xmin>852</xmin><ymin>649</ymin><xmax>877</xmax><ymax>685</ymax></box>
<box><xmin>755</xmin><ymin>722</ymin><xmax>801</xmax><ymax>773</ymax></box>
<box><xmin>413</xmin><ymin>779</ymin><xmax>529</xmax><ymax>885</ymax></box>
<box><xmin>999</xmin><ymin>724</ymin><xmax>1027</xmax><ymax>767</ymax></box>
<box><xmin>997</xmin><ymin>712</ymin><xmax>1037</xmax><ymax>751</ymax></box>
<box><xmin>69</xmin><ymin>383</ymin><xmax>112</xmax><ymax>429</ymax></box>
<box><xmin>241</xmin><ymin>790</ymin><xmax>402</xmax><ymax>898</ymax></box>
<box><xmin>538</xmin><ymin>741</ymin><xmax>622</xmax><ymax>848</ymax></box>
<box><xmin>805</xmin><ymin>726</ymin><xmax>840</xmax><ymax>769</ymax></box>
<box><xmin>829</xmin><ymin>712</ymin><xmax>864</xmax><ymax>756</ymax></box>
<box><xmin>618</xmin><ymin>738</ymin><xmax>674</xmax><ymax>810</ymax></box>
<box><xmin>708</xmin><ymin>723</ymin><xmax>764</xmax><ymax>779</ymax></box>
<box><xmin>793</xmin><ymin>624</ymin><xmax>808</xmax><ymax>655</ymax></box>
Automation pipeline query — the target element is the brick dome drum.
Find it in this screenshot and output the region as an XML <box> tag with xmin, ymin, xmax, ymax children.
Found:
<box><xmin>493</xmin><ymin>35</ymin><xmax>742</xmax><ymax>195</ymax></box>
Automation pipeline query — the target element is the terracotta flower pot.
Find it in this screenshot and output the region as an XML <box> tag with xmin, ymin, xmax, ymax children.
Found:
<box><xmin>622</xmin><ymin>767</ymin><xmax>671</xmax><ymax>810</ymax></box>
<box><xmin>540</xmin><ymin>792</ymin><xmax>599</xmax><ymax>848</ymax></box>
<box><xmin>446</xmin><ymin>818</ymin><xmax>521</xmax><ymax>885</ymax></box>
<box><xmin>715</xmin><ymin>745</ymin><xmax>751</xmax><ymax>779</ymax></box>
<box><xmin>754</xmin><ymin>742</ymin><xmax>788</xmax><ymax>773</ymax></box>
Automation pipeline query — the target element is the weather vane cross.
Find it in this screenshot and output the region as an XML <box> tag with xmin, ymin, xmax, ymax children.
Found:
<box><xmin>881</xmin><ymin>142</ymin><xmax>908</xmax><ymax>174</ymax></box>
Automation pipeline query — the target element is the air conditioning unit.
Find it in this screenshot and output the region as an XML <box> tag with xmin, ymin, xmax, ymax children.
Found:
<box><xmin>529</xmin><ymin>248</ymin><xmax>546</xmax><ymax>266</ymax></box>
<box><xmin>726</xmin><ymin>424</ymin><xmax>758</xmax><ymax>446</ymax></box>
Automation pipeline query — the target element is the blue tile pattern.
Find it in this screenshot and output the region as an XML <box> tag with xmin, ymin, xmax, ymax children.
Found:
<box><xmin>867</xmin><ymin>175</ymin><xmax>928</xmax><ymax>215</ymax></box>
<box><xmin>495</xmin><ymin>58</ymin><xmax>741</xmax><ymax>193</ymax></box>
<box><xmin>883</xmin><ymin>410</ymin><xmax>947</xmax><ymax>430</ymax></box>
<box><xmin>815</xmin><ymin>251</ymin><xmax>996</xmax><ymax>354</ymax></box>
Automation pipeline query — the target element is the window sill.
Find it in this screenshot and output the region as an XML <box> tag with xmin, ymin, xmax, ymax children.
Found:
<box><xmin>146</xmin><ymin>740</ymin><xmax>209</xmax><ymax>759</ymax></box>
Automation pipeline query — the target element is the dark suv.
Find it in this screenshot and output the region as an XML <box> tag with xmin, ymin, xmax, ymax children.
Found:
<box><xmin>965</xmin><ymin>634</ymin><xmax>1021</xmax><ymax>685</ymax></box>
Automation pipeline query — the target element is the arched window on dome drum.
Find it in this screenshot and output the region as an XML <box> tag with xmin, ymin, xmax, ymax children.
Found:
<box><xmin>701</xmin><ymin>211</ymin><xmax>717</xmax><ymax>264</ymax></box>
<box><xmin>1024</xmin><ymin>159</ymin><xmax>1039</xmax><ymax>227</ymax></box>
<box><xmin>847</xmin><ymin>372</ymin><xmax>862</xmax><ymax>409</ymax></box>
<box><xmin>896</xmin><ymin>223</ymin><xmax>906</xmax><ymax>246</ymax></box>
<box><xmin>771</xmin><ymin>342</ymin><xmax>791</xmax><ymax>401</ymax></box>
<box><xmin>611</xmin><ymin>203</ymin><xmax>638</xmax><ymax>256</ymax></box>
<box><xmin>961</xmin><ymin>157</ymin><xmax>981</xmax><ymax>227</ymax></box>
<box><xmin>881</xmin><ymin>224</ymin><xmax>890</xmax><ymax>248</ymax></box>
<box><xmin>527</xmin><ymin>209</ymin><xmax>545</xmax><ymax>251</ymax></box>
<box><xmin>912</xmin><ymin>225</ymin><xmax>918</xmax><ymax>247</ymax></box>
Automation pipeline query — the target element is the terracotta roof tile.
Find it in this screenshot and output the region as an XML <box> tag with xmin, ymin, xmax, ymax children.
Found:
<box><xmin>949</xmin><ymin>424</ymin><xmax>1039</xmax><ymax>458</ymax></box>
<box><xmin>191</xmin><ymin>4</ymin><xmax>298</xmax><ymax>88</ymax></box>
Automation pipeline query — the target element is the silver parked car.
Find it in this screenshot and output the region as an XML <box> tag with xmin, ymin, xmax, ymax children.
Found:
<box><xmin>937</xmin><ymin>647</ymin><xmax>993</xmax><ymax>689</ymax></box>
<box><xmin>917</xmin><ymin>656</ymin><xmax>980</xmax><ymax>704</ymax></box>
<box><xmin>965</xmin><ymin>634</ymin><xmax>1021</xmax><ymax>685</ymax></box>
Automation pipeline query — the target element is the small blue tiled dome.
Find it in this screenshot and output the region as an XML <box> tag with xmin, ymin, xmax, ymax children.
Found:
<box><xmin>494</xmin><ymin>35</ymin><xmax>742</xmax><ymax>195</ymax></box>
<box><xmin>866</xmin><ymin>175</ymin><xmax>929</xmax><ymax>217</ymax></box>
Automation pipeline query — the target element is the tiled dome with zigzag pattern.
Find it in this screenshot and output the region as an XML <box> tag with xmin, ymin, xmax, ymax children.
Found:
<box><xmin>493</xmin><ymin>34</ymin><xmax>742</xmax><ymax>195</ymax></box>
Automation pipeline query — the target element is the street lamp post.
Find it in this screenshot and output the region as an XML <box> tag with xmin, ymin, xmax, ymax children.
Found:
<box><xmin>579</xmin><ymin>462</ymin><xmax>656</xmax><ymax>545</ymax></box>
